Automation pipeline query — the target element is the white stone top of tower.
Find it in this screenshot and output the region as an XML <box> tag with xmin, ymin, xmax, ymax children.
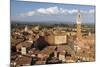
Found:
<box><xmin>77</xmin><ymin>10</ymin><xmax>81</xmax><ymax>24</ymax></box>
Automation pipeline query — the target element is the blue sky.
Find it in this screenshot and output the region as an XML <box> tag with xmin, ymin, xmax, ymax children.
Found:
<box><xmin>11</xmin><ymin>0</ymin><xmax>95</xmax><ymax>23</ymax></box>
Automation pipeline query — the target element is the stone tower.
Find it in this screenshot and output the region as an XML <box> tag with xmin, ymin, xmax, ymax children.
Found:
<box><xmin>76</xmin><ymin>10</ymin><xmax>82</xmax><ymax>41</ymax></box>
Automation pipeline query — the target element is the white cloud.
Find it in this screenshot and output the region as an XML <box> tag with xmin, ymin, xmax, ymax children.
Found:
<box><xmin>37</xmin><ymin>8</ymin><xmax>48</xmax><ymax>14</ymax></box>
<box><xmin>19</xmin><ymin>6</ymin><xmax>94</xmax><ymax>17</ymax></box>
<box><xmin>20</xmin><ymin>11</ymin><xmax>35</xmax><ymax>17</ymax></box>
<box><xmin>59</xmin><ymin>8</ymin><xmax>67</xmax><ymax>14</ymax></box>
<box><xmin>27</xmin><ymin>11</ymin><xmax>35</xmax><ymax>16</ymax></box>
<box><xmin>36</xmin><ymin>7</ymin><xmax>81</xmax><ymax>15</ymax></box>
<box><xmin>68</xmin><ymin>9</ymin><xmax>77</xmax><ymax>14</ymax></box>
<box><xmin>45</xmin><ymin>6</ymin><xmax>59</xmax><ymax>14</ymax></box>
<box><xmin>36</xmin><ymin>6</ymin><xmax>60</xmax><ymax>14</ymax></box>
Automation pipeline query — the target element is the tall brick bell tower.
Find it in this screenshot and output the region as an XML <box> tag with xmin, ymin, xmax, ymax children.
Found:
<box><xmin>77</xmin><ymin>10</ymin><xmax>82</xmax><ymax>41</ymax></box>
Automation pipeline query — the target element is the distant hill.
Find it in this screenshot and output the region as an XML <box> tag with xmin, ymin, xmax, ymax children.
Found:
<box><xmin>11</xmin><ymin>21</ymin><xmax>95</xmax><ymax>25</ymax></box>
